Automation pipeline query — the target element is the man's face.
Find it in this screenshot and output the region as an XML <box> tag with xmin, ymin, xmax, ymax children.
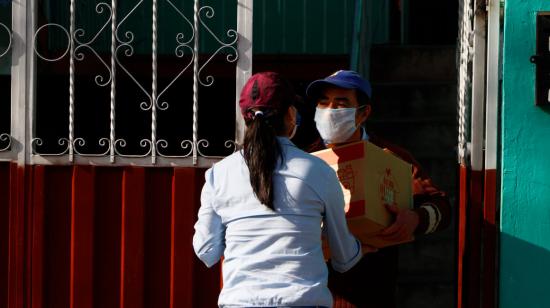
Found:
<box><xmin>316</xmin><ymin>86</ymin><xmax>371</xmax><ymax>125</ymax></box>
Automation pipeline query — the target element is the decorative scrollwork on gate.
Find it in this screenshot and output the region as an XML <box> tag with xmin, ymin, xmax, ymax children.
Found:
<box><xmin>0</xmin><ymin>21</ymin><xmax>12</xmax><ymax>58</ymax></box>
<box><xmin>0</xmin><ymin>133</ymin><xmax>11</xmax><ymax>152</ymax></box>
<box><xmin>73</xmin><ymin>3</ymin><xmax>113</xmax><ymax>87</ymax></box>
<box><xmin>30</xmin><ymin>0</ymin><xmax>239</xmax><ymax>164</ymax></box>
<box><xmin>1</xmin><ymin>21</ymin><xmax>12</xmax><ymax>153</ymax></box>
<box><xmin>197</xmin><ymin>5</ymin><xmax>238</xmax><ymax>87</ymax></box>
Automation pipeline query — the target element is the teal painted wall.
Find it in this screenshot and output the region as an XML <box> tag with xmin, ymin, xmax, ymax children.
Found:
<box><xmin>501</xmin><ymin>1</ymin><xmax>550</xmax><ymax>307</ymax></box>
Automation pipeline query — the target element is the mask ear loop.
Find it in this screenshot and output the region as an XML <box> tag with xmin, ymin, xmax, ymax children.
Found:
<box><xmin>289</xmin><ymin>106</ymin><xmax>300</xmax><ymax>139</ymax></box>
<box><xmin>355</xmin><ymin>104</ymin><xmax>369</xmax><ymax>135</ymax></box>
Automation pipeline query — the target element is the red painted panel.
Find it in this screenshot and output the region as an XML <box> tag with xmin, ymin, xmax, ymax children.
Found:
<box><xmin>457</xmin><ymin>165</ymin><xmax>484</xmax><ymax>308</ymax></box>
<box><xmin>31</xmin><ymin>166</ymin><xmax>45</xmax><ymax>308</ymax></box>
<box><xmin>0</xmin><ymin>162</ymin><xmax>10</xmax><ymax>307</ymax></box>
<box><xmin>70</xmin><ymin>166</ymin><xmax>95</xmax><ymax>308</ymax></box>
<box><xmin>483</xmin><ymin>169</ymin><xmax>498</xmax><ymax>308</ymax></box>
<box><xmin>7</xmin><ymin>163</ymin><xmax>19</xmax><ymax>308</ymax></box>
<box><xmin>171</xmin><ymin>168</ymin><xmax>199</xmax><ymax>308</ymax></box>
<box><xmin>93</xmin><ymin>168</ymin><xmax>122</xmax><ymax>308</ymax></box>
<box><xmin>42</xmin><ymin>166</ymin><xmax>73</xmax><ymax>308</ymax></box>
<box><xmin>170</xmin><ymin>168</ymin><xmax>221</xmax><ymax>308</ymax></box>
<box><xmin>1</xmin><ymin>164</ymin><xmax>225</xmax><ymax>308</ymax></box>
<box><xmin>120</xmin><ymin>167</ymin><xmax>145</xmax><ymax>308</ymax></box>
<box><xmin>25</xmin><ymin>165</ymin><xmax>33</xmax><ymax>308</ymax></box>
<box><xmin>467</xmin><ymin>170</ymin><xmax>484</xmax><ymax>308</ymax></box>
<box><xmin>144</xmin><ymin>168</ymin><xmax>172</xmax><ymax>308</ymax></box>
<box><xmin>457</xmin><ymin>164</ymin><xmax>468</xmax><ymax>308</ymax></box>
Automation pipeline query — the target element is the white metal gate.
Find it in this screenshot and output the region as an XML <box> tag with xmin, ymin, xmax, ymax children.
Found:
<box><xmin>0</xmin><ymin>0</ymin><xmax>252</xmax><ymax>167</ymax></box>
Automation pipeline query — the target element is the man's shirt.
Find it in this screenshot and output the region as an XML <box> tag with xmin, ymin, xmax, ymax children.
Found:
<box><xmin>193</xmin><ymin>137</ymin><xmax>362</xmax><ymax>308</ymax></box>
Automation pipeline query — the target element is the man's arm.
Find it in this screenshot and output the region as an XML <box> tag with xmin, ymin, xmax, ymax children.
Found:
<box><xmin>410</xmin><ymin>167</ymin><xmax>451</xmax><ymax>235</ymax></box>
<box><xmin>371</xmin><ymin>135</ymin><xmax>451</xmax><ymax>237</ymax></box>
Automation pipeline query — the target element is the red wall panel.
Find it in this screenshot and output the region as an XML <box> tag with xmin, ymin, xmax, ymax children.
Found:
<box><xmin>0</xmin><ymin>162</ymin><xmax>10</xmax><ymax>307</ymax></box>
<box><xmin>120</xmin><ymin>168</ymin><xmax>145</xmax><ymax>308</ymax></box>
<box><xmin>1</xmin><ymin>163</ymin><xmax>221</xmax><ymax>308</ymax></box>
<box><xmin>93</xmin><ymin>168</ymin><xmax>123</xmax><ymax>308</ymax></box>
<box><xmin>43</xmin><ymin>167</ymin><xmax>73</xmax><ymax>308</ymax></box>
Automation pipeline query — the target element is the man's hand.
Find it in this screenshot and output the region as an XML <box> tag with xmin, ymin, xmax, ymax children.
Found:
<box><xmin>378</xmin><ymin>203</ymin><xmax>419</xmax><ymax>242</ymax></box>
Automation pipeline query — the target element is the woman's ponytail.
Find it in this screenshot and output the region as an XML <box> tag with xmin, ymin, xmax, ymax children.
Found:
<box><xmin>243</xmin><ymin>110</ymin><xmax>285</xmax><ymax>210</ymax></box>
<box><xmin>238</xmin><ymin>72</ymin><xmax>296</xmax><ymax>211</ymax></box>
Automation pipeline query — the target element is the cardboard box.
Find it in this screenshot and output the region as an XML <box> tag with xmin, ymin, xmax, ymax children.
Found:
<box><xmin>312</xmin><ymin>140</ymin><xmax>413</xmax><ymax>252</ymax></box>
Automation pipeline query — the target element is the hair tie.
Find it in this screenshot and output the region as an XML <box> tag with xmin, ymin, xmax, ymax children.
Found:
<box><xmin>254</xmin><ymin>110</ymin><xmax>264</xmax><ymax>118</ymax></box>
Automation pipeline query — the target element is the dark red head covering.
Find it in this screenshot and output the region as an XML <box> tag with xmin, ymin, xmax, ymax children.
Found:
<box><xmin>239</xmin><ymin>72</ymin><xmax>296</xmax><ymax>121</ymax></box>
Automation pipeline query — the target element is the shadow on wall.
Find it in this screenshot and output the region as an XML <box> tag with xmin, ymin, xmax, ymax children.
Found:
<box><xmin>500</xmin><ymin>233</ymin><xmax>550</xmax><ymax>308</ymax></box>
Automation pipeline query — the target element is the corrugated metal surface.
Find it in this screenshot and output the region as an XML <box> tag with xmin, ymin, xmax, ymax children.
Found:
<box><xmin>1</xmin><ymin>162</ymin><xmax>221</xmax><ymax>308</ymax></box>
<box><xmin>43</xmin><ymin>0</ymin><xmax>355</xmax><ymax>55</ymax></box>
<box><xmin>253</xmin><ymin>0</ymin><xmax>354</xmax><ymax>54</ymax></box>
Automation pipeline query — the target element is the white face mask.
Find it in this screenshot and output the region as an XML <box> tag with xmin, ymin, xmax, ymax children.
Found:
<box><xmin>314</xmin><ymin>107</ymin><xmax>359</xmax><ymax>144</ymax></box>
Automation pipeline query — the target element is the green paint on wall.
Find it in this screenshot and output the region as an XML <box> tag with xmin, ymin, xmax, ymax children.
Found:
<box><xmin>42</xmin><ymin>0</ymin><xmax>357</xmax><ymax>56</ymax></box>
<box><xmin>252</xmin><ymin>0</ymin><xmax>355</xmax><ymax>54</ymax></box>
<box><xmin>502</xmin><ymin>1</ymin><xmax>550</xmax><ymax>307</ymax></box>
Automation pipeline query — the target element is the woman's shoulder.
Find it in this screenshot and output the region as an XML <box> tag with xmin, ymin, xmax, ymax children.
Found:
<box><xmin>285</xmin><ymin>145</ymin><xmax>336</xmax><ymax>178</ymax></box>
<box><xmin>209</xmin><ymin>150</ymin><xmax>244</xmax><ymax>173</ymax></box>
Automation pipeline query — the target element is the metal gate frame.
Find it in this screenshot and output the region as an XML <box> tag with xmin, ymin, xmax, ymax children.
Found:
<box><xmin>457</xmin><ymin>0</ymin><xmax>501</xmax><ymax>307</ymax></box>
<box><xmin>4</xmin><ymin>0</ymin><xmax>252</xmax><ymax>168</ymax></box>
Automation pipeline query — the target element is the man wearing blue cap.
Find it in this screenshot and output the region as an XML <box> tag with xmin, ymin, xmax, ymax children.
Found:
<box><xmin>306</xmin><ymin>70</ymin><xmax>451</xmax><ymax>308</ymax></box>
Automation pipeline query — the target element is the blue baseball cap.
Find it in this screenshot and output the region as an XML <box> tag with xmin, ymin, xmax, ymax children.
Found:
<box><xmin>306</xmin><ymin>70</ymin><xmax>372</xmax><ymax>99</ymax></box>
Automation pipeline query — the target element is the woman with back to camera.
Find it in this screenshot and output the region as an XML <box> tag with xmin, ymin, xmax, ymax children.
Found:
<box><xmin>193</xmin><ymin>72</ymin><xmax>365</xmax><ymax>308</ymax></box>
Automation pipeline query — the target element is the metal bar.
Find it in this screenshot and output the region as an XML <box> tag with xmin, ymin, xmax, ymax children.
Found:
<box><xmin>69</xmin><ymin>0</ymin><xmax>76</xmax><ymax>162</ymax></box>
<box><xmin>151</xmin><ymin>0</ymin><xmax>158</xmax><ymax>164</ymax></box>
<box><xmin>30</xmin><ymin>155</ymin><xmax>221</xmax><ymax>168</ymax></box>
<box><xmin>11</xmin><ymin>0</ymin><xmax>32</xmax><ymax>166</ymax></box>
<box><xmin>463</xmin><ymin>2</ymin><xmax>488</xmax><ymax>307</ymax></box>
<box><xmin>235</xmin><ymin>0</ymin><xmax>253</xmax><ymax>146</ymax></box>
<box><xmin>482</xmin><ymin>1</ymin><xmax>501</xmax><ymax>307</ymax></box>
<box><xmin>110</xmin><ymin>0</ymin><xmax>117</xmax><ymax>163</ymax></box>
<box><xmin>0</xmin><ymin>5</ymin><xmax>12</xmax><ymax>158</ymax></box>
<box><xmin>192</xmin><ymin>0</ymin><xmax>199</xmax><ymax>165</ymax></box>
<box><xmin>485</xmin><ymin>0</ymin><xmax>499</xmax><ymax>173</ymax></box>
<box><xmin>457</xmin><ymin>0</ymin><xmax>473</xmax><ymax>166</ymax></box>
<box><xmin>457</xmin><ymin>1</ymin><xmax>474</xmax><ymax>307</ymax></box>
<box><xmin>471</xmin><ymin>0</ymin><xmax>487</xmax><ymax>172</ymax></box>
